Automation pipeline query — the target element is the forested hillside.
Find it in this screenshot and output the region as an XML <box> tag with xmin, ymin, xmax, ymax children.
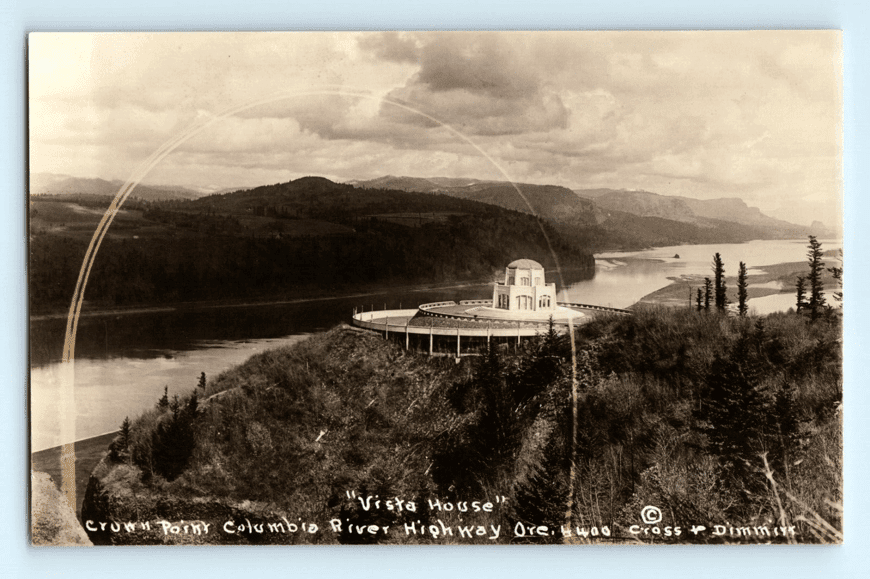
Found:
<box><xmin>29</xmin><ymin>174</ymin><xmax>819</xmax><ymax>314</ymax></box>
<box><xmin>29</xmin><ymin>178</ymin><xmax>594</xmax><ymax>313</ymax></box>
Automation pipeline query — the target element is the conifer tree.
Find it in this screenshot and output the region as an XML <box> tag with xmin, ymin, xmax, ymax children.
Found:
<box><xmin>433</xmin><ymin>343</ymin><xmax>517</xmax><ymax>493</ymax></box>
<box><xmin>737</xmin><ymin>261</ymin><xmax>748</xmax><ymax>316</ymax></box>
<box><xmin>510</xmin><ymin>434</ymin><xmax>568</xmax><ymax>544</ymax></box>
<box><xmin>696</xmin><ymin>288</ymin><xmax>704</xmax><ymax>312</ymax></box>
<box><xmin>187</xmin><ymin>390</ymin><xmax>199</xmax><ymax>417</ymax></box>
<box><xmin>198</xmin><ymin>372</ymin><xmax>207</xmax><ymax>390</ymax></box>
<box><xmin>828</xmin><ymin>248</ymin><xmax>843</xmax><ymax>306</ymax></box>
<box><xmin>156</xmin><ymin>386</ymin><xmax>169</xmax><ymax>410</ymax></box>
<box><xmin>704</xmin><ymin>277</ymin><xmax>713</xmax><ymax>311</ymax></box>
<box><xmin>517</xmin><ymin>317</ymin><xmax>567</xmax><ymax>404</ymax></box>
<box><xmin>150</xmin><ymin>408</ymin><xmax>196</xmax><ymax>481</ymax></box>
<box><xmin>696</xmin><ymin>333</ymin><xmax>772</xmax><ymax>480</ymax></box>
<box><xmin>795</xmin><ymin>276</ymin><xmax>807</xmax><ymax>313</ymax></box>
<box><xmin>169</xmin><ymin>394</ymin><xmax>181</xmax><ymax>415</ymax></box>
<box><xmin>806</xmin><ymin>236</ymin><xmax>826</xmax><ymax>320</ymax></box>
<box><xmin>713</xmin><ymin>253</ymin><xmax>728</xmax><ymax>313</ymax></box>
<box><xmin>119</xmin><ymin>416</ymin><xmax>131</xmax><ymax>451</ymax></box>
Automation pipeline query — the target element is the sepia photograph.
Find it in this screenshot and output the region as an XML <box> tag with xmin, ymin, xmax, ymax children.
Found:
<box><xmin>28</xmin><ymin>31</ymin><xmax>843</xmax><ymax>546</ymax></box>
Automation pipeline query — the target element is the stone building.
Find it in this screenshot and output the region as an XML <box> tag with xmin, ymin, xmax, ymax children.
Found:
<box><xmin>491</xmin><ymin>258</ymin><xmax>556</xmax><ymax>312</ymax></box>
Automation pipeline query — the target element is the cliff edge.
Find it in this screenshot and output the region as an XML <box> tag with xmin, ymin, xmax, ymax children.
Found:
<box><xmin>31</xmin><ymin>471</ymin><xmax>92</xmax><ymax>546</ymax></box>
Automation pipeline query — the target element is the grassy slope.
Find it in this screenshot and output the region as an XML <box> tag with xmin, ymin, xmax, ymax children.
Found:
<box><xmin>94</xmin><ymin>325</ymin><xmax>495</xmax><ymax>544</ymax></box>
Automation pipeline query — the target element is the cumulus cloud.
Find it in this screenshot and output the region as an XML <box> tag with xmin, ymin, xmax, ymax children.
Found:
<box><xmin>368</xmin><ymin>33</ymin><xmax>571</xmax><ymax>136</ymax></box>
<box><xmin>357</xmin><ymin>32</ymin><xmax>420</xmax><ymax>64</ymax></box>
<box><xmin>28</xmin><ymin>31</ymin><xmax>842</xmax><ymax>226</ymax></box>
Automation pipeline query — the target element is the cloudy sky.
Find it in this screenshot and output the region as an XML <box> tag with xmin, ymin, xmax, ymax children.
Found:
<box><xmin>29</xmin><ymin>31</ymin><xmax>841</xmax><ymax>227</ymax></box>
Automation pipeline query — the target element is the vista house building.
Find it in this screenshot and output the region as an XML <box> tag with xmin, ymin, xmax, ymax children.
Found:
<box><xmin>492</xmin><ymin>259</ymin><xmax>556</xmax><ymax>313</ymax></box>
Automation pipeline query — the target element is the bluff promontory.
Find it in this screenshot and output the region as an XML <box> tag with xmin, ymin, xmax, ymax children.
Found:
<box><xmin>81</xmin><ymin>306</ymin><xmax>842</xmax><ymax>545</ymax></box>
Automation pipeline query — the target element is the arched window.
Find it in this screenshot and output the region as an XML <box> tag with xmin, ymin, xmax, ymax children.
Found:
<box><xmin>521</xmin><ymin>277</ymin><xmax>530</xmax><ymax>286</ymax></box>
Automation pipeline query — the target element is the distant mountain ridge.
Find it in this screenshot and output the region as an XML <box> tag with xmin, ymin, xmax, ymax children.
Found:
<box><xmin>349</xmin><ymin>176</ymin><xmax>605</xmax><ymax>223</ymax></box>
<box><xmin>30</xmin><ymin>173</ymin><xmax>206</xmax><ymax>201</ymax></box>
<box><xmin>574</xmin><ymin>188</ymin><xmax>828</xmax><ymax>237</ymax></box>
<box><xmin>349</xmin><ymin>175</ymin><xmax>826</xmax><ymax>248</ymax></box>
<box><xmin>345</xmin><ymin>175</ymin><xmax>496</xmax><ymax>193</ymax></box>
<box><xmin>32</xmin><ymin>171</ymin><xmax>829</xmax><ymax>249</ymax></box>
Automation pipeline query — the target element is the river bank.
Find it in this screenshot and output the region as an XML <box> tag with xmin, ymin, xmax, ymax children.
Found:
<box><xmin>629</xmin><ymin>260</ymin><xmax>802</xmax><ymax>309</ymax></box>
<box><xmin>30</xmin><ymin>267</ymin><xmax>595</xmax><ymax>322</ymax></box>
<box><xmin>628</xmin><ymin>248</ymin><xmax>842</xmax><ymax>313</ymax></box>
<box><xmin>29</xmin><ymin>280</ymin><xmax>493</xmax><ymax>322</ymax></box>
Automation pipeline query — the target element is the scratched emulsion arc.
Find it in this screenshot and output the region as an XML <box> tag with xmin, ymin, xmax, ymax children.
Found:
<box><xmin>56</xmin><ymin>128</ymin><xmax>200</xmax><ymax>508</ymax></box>
<box><xmin>57</xmin><ymin>86</ymin><xmax>580</xmax><ymax>529</ymax></box>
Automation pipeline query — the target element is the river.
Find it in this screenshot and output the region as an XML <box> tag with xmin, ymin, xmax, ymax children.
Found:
<box><xmin>30</xmin><ymin>238</ymin><xmax>842</xmax><ymax>451</ymax></box>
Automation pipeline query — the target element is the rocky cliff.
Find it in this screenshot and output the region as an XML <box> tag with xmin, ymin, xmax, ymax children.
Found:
<box><xmin>31</xmin><ymin>471</ymin><xmax>92</xmax><ymax>546</ymax></box>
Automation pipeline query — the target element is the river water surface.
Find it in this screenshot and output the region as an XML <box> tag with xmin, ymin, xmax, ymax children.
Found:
<box><xmin>30</xmin><ymin>238</ymin><xmax>841</xmax><ymax>451</ymax></box>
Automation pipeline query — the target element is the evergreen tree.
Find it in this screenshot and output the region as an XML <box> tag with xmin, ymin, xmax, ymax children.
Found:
<box><xmin>696</xmin><ymin>288</ymin><xmax>704</xmax><ymax>312</ymax></box>
<box><xmin>188</xmin><ymin>390</ymin><xmax>199</xmax><ymax>417</ymax></box>
<box><xmin>795</xmin><ymin>276</ymin><xmax>807</xmax><ymax>313</ymax></box>
<box><xmin>475</xmin><ymin>344</ymin><xmax>519</xmax><ymax>471</ymax></box>
<box><xmin>828</xmin><ymin>249</ymin><xmax>843</xmax><ymax>305</ymax></box>
<box><xmin>713</xmin><ymin>253</ymin><xmax>728</xmax><ymax>313</ymax></box>
<box><xmin>770</xmin><ymin>380</ymin><xmax>806</xmax><ymax>477</ymax></box>
<box><xmin>510</xmin><ymin>434</ymin><xmax>568</xmax><ymax>544</ymax></box>
<box><xmin>198</xmin><ymin>372</ymin><xmax>207</xmax><ymax>390</ymax></box>
<box><xmin>695</xmin><ymin>333</ymin><xmax>772</xmax><ymax>481</ymax></box>
<box><xmin>149</xmin><ymin>391</ymin><xmax>201</xmax><ymax>481</ymax></box>
<box><xmin>108</xmin><ymin>416</ymin><xmax>133</xmax><ymax>463</ymax></box>
<box><xmin>432</xmin><ymin>343</ymin><xmax>518</xmax><ymax>494</ymax></box>
<box><xmin>737</xmin><ymin>261</ymin><xmax>748</xmax><ymax>316</ymax></box>
<box><xmin>703</xmin><ymin>277</ymin><xmax>713</xmax><ymax>312</ymax></box>
<box><xmin>151</xmin><ymin>409</ymin><xmax>196</xmax><ymax>481</ymax></box>
<box><xmin>119</xmin><ymin>416</ymin><xmax>131</xmax><ymax>451</ymax></box>
<box><xmin>156</xmin><ymin>386</ymin><xmax>169</xmax><ymax>410</ymax></box>
<box><xmin>515</xmin><ymin>321</ymin><xmax>567</xmax><ymax>402</ymax></box>
<box><xmin>807</xmin><ymin>236</ymin><xmax>826</xmax><ymax>320</ymax></box>
<box><xmin>169</xmin><ymin>394</ymin><xmax>181</xmax><ymax>415</ymax></box>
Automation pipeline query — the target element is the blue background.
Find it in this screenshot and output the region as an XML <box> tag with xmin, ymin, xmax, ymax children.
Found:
<box><xmin>3</xmin><ymin>1</ymin><xmax>867</xmax><ymax>576</ymax></box>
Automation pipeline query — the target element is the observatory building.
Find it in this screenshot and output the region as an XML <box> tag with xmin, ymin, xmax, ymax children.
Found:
<box><xmin>351</xmin><ymin>258</ymin><xmax>630</xmax><ymax>357</ymax></box>
<box><xmin>492</xmin><ymin>259</ymin><xmax>556</xmax><ymax>313</ymax></box>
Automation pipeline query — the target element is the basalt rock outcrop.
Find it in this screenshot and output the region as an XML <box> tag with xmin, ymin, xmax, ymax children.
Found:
<box><xmin>31</xmin><ymin>471</ymin><xmax>92</xmax><ymax>546</ymax></box>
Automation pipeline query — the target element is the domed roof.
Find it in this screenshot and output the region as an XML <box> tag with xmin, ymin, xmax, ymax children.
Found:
<box><xmin>507</xmin><ymin>258</ymin><xmax>544</xmax><ymax>270</ymax></box>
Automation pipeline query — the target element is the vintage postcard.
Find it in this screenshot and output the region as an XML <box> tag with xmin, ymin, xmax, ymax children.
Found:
<box><xmin>28</xmin><ymin>31</ymin><xmax>843</xmax><ymax>545</ymax></box>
